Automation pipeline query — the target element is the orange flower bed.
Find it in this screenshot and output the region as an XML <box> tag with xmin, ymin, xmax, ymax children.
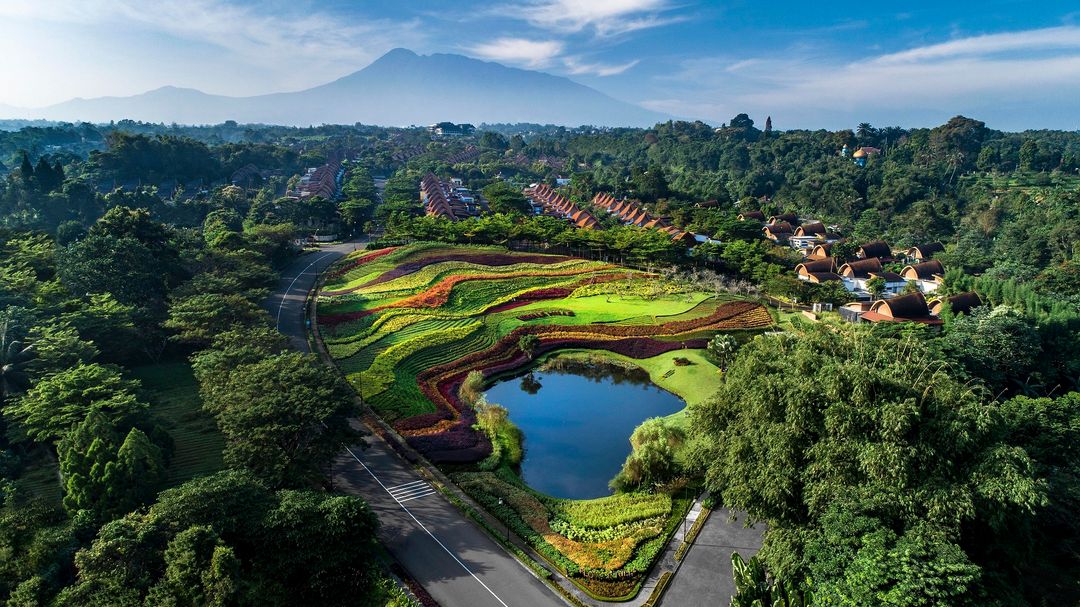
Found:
<box><xmin>384</xmin><ymin>265</ymin><xmax>616</xmax><ymax>310</ymax></box>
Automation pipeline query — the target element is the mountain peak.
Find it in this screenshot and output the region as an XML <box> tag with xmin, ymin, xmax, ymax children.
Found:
<box><xmin>376</xmin><ymin>48</ymin><xmax>419</xmax><ymax>62</ymax></box>
<box><xmin>28</xmin><ymin>49</ymin><xmax>669</xmax><ymax>127</ymax></box>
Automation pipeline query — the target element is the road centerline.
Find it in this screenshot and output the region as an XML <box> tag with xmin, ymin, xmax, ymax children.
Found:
<box><xmin>343</xmin><ymin>446</ymin><xmax>511</xmax><ymax>607</ymax></box>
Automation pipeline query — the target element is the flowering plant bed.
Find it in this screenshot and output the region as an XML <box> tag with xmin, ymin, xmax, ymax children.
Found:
<box><xmin>316</xmin><ymin>243</ymin><xmax>772</xmax><ymax>599</ymax></box>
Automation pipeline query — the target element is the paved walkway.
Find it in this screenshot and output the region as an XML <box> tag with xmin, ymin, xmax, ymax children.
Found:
<box><xmin>660</xmin><ymin>507</ymin><xmax>764</xmax><ymax>606</ymax></box>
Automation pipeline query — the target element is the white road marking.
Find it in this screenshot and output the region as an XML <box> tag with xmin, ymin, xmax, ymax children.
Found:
<box><xmin>387</xmin><ymin>480</ymin><xmax>428</xmax><ymax>492</ymax></box>
<box><xmin>396</xmin><ymin>489</ymin><xmax>437</xmax><ymax>503</ymax></box>
<box><xmin>343</xmin><ymin>446</ymin><xmax>511</xmax><ymax>607</ymax></box>
<box><xmin>390</xmin><ymin>485</ymin><xmax>435</xmax><ymax>499</ymax></box>
<box><xmin>276</xmin><ymin>252</ymin><xmax>336</xmax><ymax>330</ymax></box>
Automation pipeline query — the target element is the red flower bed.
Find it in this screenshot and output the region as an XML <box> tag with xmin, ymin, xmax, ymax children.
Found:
<box><xmin>323</xmin><ymin>247</ymin><xmax>398</xmax><ymax>281</ymax></box>
<box><xmin>319</xmin><ymin>308</ymin><xmax>377</xmax><ymax>326</ymax></box>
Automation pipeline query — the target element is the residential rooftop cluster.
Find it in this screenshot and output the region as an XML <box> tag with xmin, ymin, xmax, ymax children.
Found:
<box><xmin>741</xmin><ymin>210</ymin><xmax>981</xmax><ymax>324</ymax></box>
<box><xmin>420</xmin><ymin>173</ymin><xmax>487</xmax><ymax>220</ymax></box>
<box><xmin>288</xmin><ymin>151</ymin><xmax>345</xmax><ymax>200</ymax></box>
<box><xmin>524</xmin><ymin>182</ymin><xmax>599</xmax><ymax>229</ymax></box>
<box><xmin>591</xmin><ymin>192</ymin><xmax>698</xmax><ymax>244</ymax></box>
<box><xmin>444</xmin><ymin>145</ymin><xmax>481</xmax><ymax>165</ymax></box>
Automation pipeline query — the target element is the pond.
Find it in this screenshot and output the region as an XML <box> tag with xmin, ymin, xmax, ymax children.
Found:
<box><xmin>484</xmin><ymin>363</ymin><xmax>685</xmax><ymax>500</ymax></box>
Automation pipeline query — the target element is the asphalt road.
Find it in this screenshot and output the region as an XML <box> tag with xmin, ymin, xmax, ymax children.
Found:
<box><xmin>267</xmin><ymin>244</ymin><xmax>564</xmax><ymax>607</ymax></box>
<box><xmin>660</xmin><ymin>508</ymin><xmax>764</xmax><ymax>606</ymax></box>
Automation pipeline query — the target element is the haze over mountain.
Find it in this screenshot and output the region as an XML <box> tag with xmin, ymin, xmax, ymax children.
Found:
<box><xmin>7</xmin><ymin>49</ymin><xmax>668</xmax><ymax>128</ymax></box>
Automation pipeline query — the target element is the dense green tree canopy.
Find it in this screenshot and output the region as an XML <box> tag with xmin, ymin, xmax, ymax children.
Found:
<box><xmin>54</xmin><ymin>470</ymin><xmax>380</xmax><ymax>607</ymax></box>
<box><xmin>690</xmin><ymin>325</ymin><xmax>1079</xmax><ymax>605</ymax></box>
<box><xmin>206</xmin><ymin>353</ymin><xmax>358</xmax><ymax>488</ymax></box>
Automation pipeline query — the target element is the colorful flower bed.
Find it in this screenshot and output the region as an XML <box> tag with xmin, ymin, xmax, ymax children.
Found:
<box><xmin>322</xmin><ymin>246</ymin><xmax>399</xmax><ymax>280</ymax></box>
<box><xmin>315</xmin><ymin>243</ymin><xmax>773</xmax><ymax>599</ymax></box>
<box><xmin>332</xmin><ymin>249</ymin><xmax>576</xmax><ymax>293</ymax></box>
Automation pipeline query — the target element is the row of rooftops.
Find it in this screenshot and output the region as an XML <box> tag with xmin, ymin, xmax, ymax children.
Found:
<box><xmin>590</xmin><ymin>193</ymin><xmax>697</xmax><ymax>243</ymax></box>
<box><xmin>287</xmin><ymin>150</ymin><xmax>345</xmax><ymax>200</ymax></box>
<box><xmin>840</xmin><ymin>290</ymin><xmax>982</xmax><ymax>325</ymax></box>
<box><xmin>445</xmin><ymin>145</ymin><xmax>481</xmax><ymax>165</ymax></box>
<box><xmin>526</xmin><ymin>183</ymin><xmax>600</xmax><ymax>229</ymax></box>
<box><xmin>420</xmin><ymin>173</ymin><xmax>487</xmax><ymax>220</ymax></box>
<box><xmin>795</xmin><ymin>256</ymin><xmax>946</xmax><ymax>284</ymax></box>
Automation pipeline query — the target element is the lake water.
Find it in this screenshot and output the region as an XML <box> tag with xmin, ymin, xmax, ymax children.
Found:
<box><xmin>484</xmin><ymin>366</ymin><xmax>685</xmax><ymax>499</ymax></box>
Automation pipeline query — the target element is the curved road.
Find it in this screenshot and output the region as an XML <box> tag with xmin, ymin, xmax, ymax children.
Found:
<box><xmin>267</xmin><ymin>243</ymin><xmax>564</xmax><ymax>607</ymax></box>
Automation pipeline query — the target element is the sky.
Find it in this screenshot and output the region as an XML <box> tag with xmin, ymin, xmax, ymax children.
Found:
<box><xmin>0</xmin><ymin>0</ymin><xmax>1078</xmax><ymax>130</ymax></box>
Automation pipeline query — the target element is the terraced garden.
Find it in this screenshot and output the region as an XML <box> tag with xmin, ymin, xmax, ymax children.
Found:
<box><xmin>316</xmin><ymin>243</ymin><xmax>773</xmax><ymax>599</ymax></box>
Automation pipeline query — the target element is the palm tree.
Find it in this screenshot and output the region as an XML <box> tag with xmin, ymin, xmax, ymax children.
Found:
<box><xmin>0</xmin><ymin>317</ymin><xmax>33</xmax><ymax>401</ymax></box>
<box><xmin>856</xmin><ymin>122</ymin><xmax>876</xmax><ymax>142</ymax></box>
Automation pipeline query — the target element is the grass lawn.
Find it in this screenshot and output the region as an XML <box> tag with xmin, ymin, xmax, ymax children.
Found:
<box><xmin>14</xmin><ymin>448</ymin><xmax>63</xmax><ymax>505</ymax></box>
<box><xmin>550</xmin><ymin>348</ymin><xmax>722</xmax><ymax>407</ymax></box>
<box><xmin>132</xmin><ymin>361</ymin><xmax>224</xmax><ymax>486</ymax></box>
<box><xmin>513</xmin><ymin>292</ymin><xmax>711</xmax><ymax>323</ymax></box>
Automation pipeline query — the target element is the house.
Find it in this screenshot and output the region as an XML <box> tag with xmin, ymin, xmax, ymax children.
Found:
<box><xmin>839</xmin><ymin>301</ymin><xmax>873</xmax><ymax>322</ymax></box>
<box><xmin>421</xmin><ymin>173</ymin><xmax>487</xmax><ymax>220</ymax></box>
<box><xmin>852</xmin><ymin>146</ymin><xmax>881</xmax><ymax>167</ymax></box>
<box><xmin>838</xmin><ymin>257</ymin><xmax>884</xmax><ymax>293</ymax></box>
<box><xmin>795</xmin><ymin>258</ymin><xmax>837</xmax><ymax>280</ymax></box>
<box><xmin>790</xmin><ymin>221</ymin><xmax>841</xmax><ymax>250</ymax></box>
<box><xmin>230</xmin><ymin>163</ymin><xmax>264</xmax><ymax>187</ymax></box>
<box><xmin>768</xmin><ymin>212</ymin><xmax>798</xmax><ymax>225</ymax></box>
<box><xmin>856</xmin><ymin>240</ymin><xmax>892</xmax><ymax>260</ymax></box>
<box><xmin>904</xmin><ymin>242</ymin><xmax>945</xmax><ymax>262</ymax></box>
<box><xmin>928</xmin><ymin>291</ymin><xmax>982</xmax><ymax>316</ymax></box>
<box><xmin>807</xmin><ymin>242</ymin><xmax>837</xmax><ymax>260</ymax></box>
<box><xmin>589</xmin><ymin>191</ymin><xmax>700</xmax><ymax>243</ymax></box>
<box><xmin>900</xmin><ymin>259</ymin><xmax>945</xmax><ymax>293</ymax></box>
<box><xmin>859</xmin><ymin>292</ymin><xmax>941</xmax><ymax>325</ymax></box>
<box><xmin>526</xmin><ymin>183</ymin><xmax>598</xmax><ymax>230</ymax></box>
<box><xmin>428</xmin><ymin>122</ymin><xmax>475</xmax><ymax>137</ymax></box>
<box><xmin>763</xmin><ymin>222</ymin><xmax>793</xmax><ymax>243</ymax></box>
<box><xmin>867</xmin><ymin>271</ymin><xmax>908</xmax><ymax>296</ymax></box>
<box><xmin>805</xmin><ymin>272</ymin><xmax>844</xmax><ymax>283</ymax></box>
<box><xmin>738</xmin><ymin>210</ymin><xmax>766</xmax><ymax>222</ymax></box>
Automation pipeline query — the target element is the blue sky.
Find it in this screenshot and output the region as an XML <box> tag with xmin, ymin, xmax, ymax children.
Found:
<box><xmin>1</xmin><ymin>1</ymin><xmax>1078</xmax><ymax>129</ymax></box>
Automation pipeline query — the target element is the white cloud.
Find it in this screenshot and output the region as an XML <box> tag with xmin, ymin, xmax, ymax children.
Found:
<box><xmin>647</xmin><ymin>26</ymin><xmax>1080</xmax><ymax>128</ymax></box>
<box><xmin>467</xmin><ymin>38</ymin><xmax>565</xmax><ymax>67</ymax></box>
<box><xmin>871</xmin><ymin>25</ymin><xmax>1080</xmax><ymax>65</ymax></box>
<box><xmin>508</xmin><ymin>0</ymin><xmax>681</xmax><ymax>37</ymax></box>
<box><xmin>563</xmin><ymin>56</ymin><xmax>640</xmax><ymax>76</ymax></box>
<box><xmin>0</xmin><ymin>0</ymin><xmax>423</xmax><ymax>104</ymax></box>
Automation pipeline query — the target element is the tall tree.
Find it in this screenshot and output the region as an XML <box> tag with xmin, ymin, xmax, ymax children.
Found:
<box><xmin>208</xmin><ymin>353</ymin><xmax>358</xmax><ymax>488</ymax></box>
<box><xmin>58</xmin><ymin>411</ymin><xmax>121</xmax><ymax>516</ymax></box>
<box><xmin>7</xmin><ymin>363</ymin><xmax>145</xmax><ymax>443</ymax></box>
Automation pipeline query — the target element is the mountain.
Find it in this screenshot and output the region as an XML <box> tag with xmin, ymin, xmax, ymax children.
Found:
<box><xmin>17</xmin><ymin>49</ymin><xmax>667</xmax><ymax>127</ymax></box>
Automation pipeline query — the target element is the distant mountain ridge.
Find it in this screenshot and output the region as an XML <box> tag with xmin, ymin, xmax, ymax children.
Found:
<box><xmin>7</xmin><ymin>49</ymin><xmax>667</xmax><ymax>127</ymax></box>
